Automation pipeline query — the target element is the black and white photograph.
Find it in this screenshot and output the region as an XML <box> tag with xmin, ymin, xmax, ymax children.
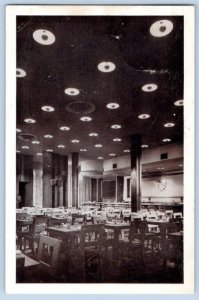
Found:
<box><xmin>5</xmin><ymin>5</ymin><xmax>194</xmax><ymax>294</ymax></box>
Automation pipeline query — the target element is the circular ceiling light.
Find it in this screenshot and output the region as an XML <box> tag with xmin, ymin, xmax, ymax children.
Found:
<box><xmin>64</xmin><ymin>88</ymin><xmax>80</xmax><ymax>96</ymax></box>
<box><xmin>66</xmin><ymin>101</ymin><xmax>95</xmax><ymax>115</ymax></box>
<box><xmin>16</xmin><ymin>68</ymin><xmax>26</xmax><ymax>78</ymax></box>
<box><xmin>150</xmin><ymin>20</ymin><xmax>173</xmax><ymax>37</ymax></box>
<box><xmin>80</xmin><ymin>149</ymin><xmax>87</xmax><ymax>152</ymax></box>
<box><xmin>22</xmin><ymin>146</ymin><xmax>29</xmax><ymax>149</ymax></box>
<box><xmin>33</xmin><ymin>29</ymin><xmax>55</xmax><ymax>45</ymax></box>
<box><xmin>174</xmin><ymin>99</ymin><xmax>184</xmax><ymax>106</ymax></box>
<box><xmin>141</xmin><ymin>145</ymin><xmax>148</xmax><ymax>148</ymax></box>
<box><xmin>111</xmin><ymin>124</ymin><xmax>121</xmax><ymax>129</ymax></box>
<box><xmin>36</xmin><ymin>153</ymin><xmax>43</xmax><ymax>156</ymax></box>
<box><xmin>16</xmin><ymin>150</ymin><xmax>21</xmax><ymax>153</ymax></box>
<box><xmin>97</xmin><ymin>62</ymin><xmax>116</xmax><ymax>73</ymax></box>
<box><xmin>89</xmin><ymin>133</ymin><xmax>98</xmax><ymax>137</ymax></box>
<box><xmin>58</xmin><ymin>145</ymin><xmax>65</xmax><ymax>148</ymax></box>
<box><xmin>164</xmin><ymin>122</ymin><xmax>175</xmax><ymax>128</ymax></box>
<box><xmin>138</xmin><ymin>114</ymin><xmax>150</xmax><ymax>119</ymax></box>
<box><xmin>46</xmin><ymin>149</ymin><xmax>53</xmax><ymax>152</ymax></box>
<box><xmin>106</xmin><ymin>103</ymin><xmax>120</xmax><ymax>109</ymax></box>
<box><xmin>98</xmin><ymin>157</ymin><xmax>104</xmax><ymax>160</ymax></box>
<box><xmin>124</xmin><ymin>149</ymin><xmax>130</xmax><ymax>153</ymax></box>
<box><xmin>163</xmin><ymin>138</ymin><xmax>171</xmax><ymax>142</ymax></box>
<box><xmin>113</xmin><ymin>138</ymin><xmax>122</xmax><ymax>142</ymax></box>
<box><xmin>71</xmin><ymin>139</ymin><xmax>79</xmax><ymax>143</ymax></box>
<box><xmin>41</xmin><ymin>105</ymin><xmax>55</xmax><ymax>112</ymax></box>
<box><xmin>32</xmin><ymin>140</ymin><xmax>40</xmax><ymax>144</ymax></box>
<box><xmin>95</xmin><ymin>144</ymin><xmax>102</xmax><ymax>148</ymax></box>
<box><xmin>80</xmin><ymin>116</ymin><xmax>92</xmax><ymax>122</ymax></box>
<box><xmin>44</xmin><ymin>134</ymin><xmax>53</xmax><ymax>138</ymax></box>
<box><xmin>16</xmin><ymin>128</ymin><xmax>21</xmax><ymax>133</ymax></box>
<box><xmin>60</xmin><ymin>126</ymin><xmax>70</xmax><ymax>131</ymax></box>
<box><xmin>109</xmin><ymin>153</ymin><xmax>116</xmax><ymax>157</ymax></box>
<box><xmin>142</xmin><ymin>84</ymin><xmax>158</xmax><ymax>92</ymax></box>
<box><xmin>24</xmin><ymin>118</ymin><xmax>36</xmax><ymax>124</ymax></box>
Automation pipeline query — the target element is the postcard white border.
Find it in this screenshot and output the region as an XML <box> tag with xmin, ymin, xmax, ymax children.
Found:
<box><xmin>5</xmin><ymin>5</ymin><xmax>195</xmax><ymax>294</ymax></box>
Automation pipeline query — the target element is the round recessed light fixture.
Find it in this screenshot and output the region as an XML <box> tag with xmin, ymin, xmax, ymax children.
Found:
<box><xmin>98</xmin><ymin>157</ymin><xmax>104</xmax><ymax>160</ymax></box>
<box><xmin>164</xmin><ymin>122</ymin><xmax>175</xmax><ymax>128</ymax></box>
<box><xmin>22</xmin><ymin>146</ymin><xmax>29</xmax><ymax>149</ymax></box>
<box><xmin>113</xmin><ymin>138</ymin><xmax>122</xmax><ymax>142</ymax></box>
<box><xmin>44</xmin><ymin>134</ymin><xmax>53</xmax><ymax>139</ymax></box>
<box><xmin>106</xmin><ymin>103</ymin><xmax>120</xmax><ymax>109</ymax></box>
<box><xmin>80</xmin><ymin>149</ymin><xmax>87</xmax><ymax>152</ymax></box>
<box><xmin>33</xmin><ymin>29</ymin><xmax>55</xmax><ymax>45</ymax></box>
<box><xmin>24</xmin><ymin>118</ymin><xmax>36</xmax><ymax>124</ymax></box>
<box><xmin>46</xmin><ymin>149</ymin><xmax>53</xmax><ymax>152</ymax></box>
<box><xmin>16</xmin><ymin>128</ymin><xmax>21</xmax><ymax>133</ymax></box>
<box><xmin>150</xmin><ymin>20</ymin><xmax>173</xmax><ymax>37</ymax></box>
<box><xmin>124</xmin><ymin>149</ymin><xmax>130</xmax><ymax>153</ymax></box>
<box><xmin>32</xmin><ymin>140</ymin><xmax>40</xmax><ymax>144</ymax></box>
<box><xmin>163</xmin><ymin>138</ymin><xmax>171</xmax><ymax>142</ymax></box>
<box><xmin>41</xmin><ymin>105</ymin><xmax>55</xmax><ymax>112</ymax></box>
<box><xmin>60</xmin><ymin>126</ymin><xmax>70</xmax><ymax>131</ymax></box>
<box><xmin>109</xmin><ymin>153</ymin><xmax>116</xmax><ymax>157</ymax></box>
<box><xmin>16</xmin><ymin>150</ymin><xmax>21</xmax><ymax>153</ymax></box>
<box><xmin>95</xmin><ymin>144</ymin><xmax>102</xmax><ymax>148</ymax></box>
<box><xmin>142</xmin><ymin>145</ymin><xmax>149</xmax><ymax>148</ymax></box>
<box><xmin>138</xmin><ymin>114</ymin><xmax>150</xmax><ymax>119</ymax></box>
<box><xmin>98</xmin><ymin>61</ymin><xmax>116</xmax><ymax>73</ymax></box>
<box><xmin>111</xmin><ymin>124</ymin><xmax>121</xmax><ymax>129</ymax></box>
<box><xmin>71</xmin><ymin>139</ymin><xmax>80</xmax><ymax>143</ymax></box>
<box><xmin>58</xmin><ymin>145</ymin><xmax>65</xmax><ymax>148</ymax></box>
<box><xmin>89</xmin><ymin>133</ymin><xmax>98</xmax><ymax>137</ymax></box>
<box><xmin>16</xmin><ymin>68</ymin><xmax>26</xmax><ymax>78</ymax></box>
<box><xmin>174</xmin><ymin>99</ymin><xmax>184</xmax><ymax>106</ymax></box>
<box><xmin>64</xmin><ymin>88</ymin><xmax>80</xmax><ymax>96</ymax></box>
<box><xmin>80</xmin><ymin>116</ymin><xmax>92</xmax><ymax>122</ymax></box>
<box><xmin>142</xmin><ymin>83</ymin><xmax>158</xmax><ymax>92</ymax></box>
<box><xmin>36</xmin><ymin>153</ymin><xmax>43</xmax><ymax>156</ymax></box>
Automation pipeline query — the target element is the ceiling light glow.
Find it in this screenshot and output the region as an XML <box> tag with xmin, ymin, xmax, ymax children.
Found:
<box><xmin>163</xmin><ymin>138</ymin><xmax>171</xmax><ymax>142</ymax></box>
<box><xmin>106</xmin><ymin>103</ymin><xmax>120</xmax><ymax>109</ymax></box>
<box><xmin>138</xmin><ymin>114</ymin><xmax>150</xmax><ymax>119</ymax></box>
<box><xmin>44</xmin><ymin>134</ymin><xmax>53</xmax><ymax>138</ymax></box>
<box><xmin>164</xmin><ymin>123</ymin><xmax>175</xmax><ymax>128</ymax></box>
<box><xmin>89</xmin><ymin>133</ymin><xmax>98</xmax><ymax>137</ymax></box>
<box><xmin>174</xmin><ymin>99</ymin><xmax>184</xmax><ymax>106</ymax></box>
<box><xmin>142</xmin><ymin>83</ymin><xmax>158</xmax><ymax>92</ymax></box>
<box><xmin>80</xmin><ymin>116</ymin><xmax>92</xmax><ymax>122</ymax></box>
<box><xmin>95</xmin><ymin>144</ymin><xmax>102</xmax><ymax>148</ymax></box>
<box><xmin>111</xmin><ymin>124</ymin><xmax>121</xmax><ymax>129</ymax></box>
<box><xmin>71</xmin><ymin>139</ymin><xmax>80</xmax><ymax>143</ymax></box>
<box><xmin>16</xmin><ymin>68</ymin><xmax>26</xmax><ymax>78</ymax></box>
<box><xmin>32</xmin><ymin>140</ymin><xmax>40</xmax><ymax>144</ymax></box>
<box><xmin>113</xmin><ymin>138</ymin><xmax>122</xmax><ymax>142</ymax></box>
<box><xmin>64</xmin><ymin>88</ymin><xmax>80</xmax><ymax>96</ymax></box>
<box><xmin>98</xmin><ymin>61</ymin><xmax>116</xmax><ymax>73</ymax></box>
<box><xmin>41</xmin><ymin>106</ymin><xmax>55</xmax><ymax>112</ymax></box>
<box><xmin>24</xmin><ymin>118</ymin><xmax>36</xmax><ymax>124</ymax></box>
<box><xmin>150</xmin><ymin>20</ymin><xmax>173</xmax><ymax>37</ymax></box>
<box><xmin>60</xmin><ymin>126</ymin><xmax>70</xmax><ymax>131</ymax></box>
<box><xmin>33</xmin><ymin>29</ymin><xmax>55</xmax><ymax>45</ymax></box>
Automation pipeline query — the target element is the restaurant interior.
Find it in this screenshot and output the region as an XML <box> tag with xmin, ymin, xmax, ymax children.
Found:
<box><xmin>16</xmin><ymin>15</ymin><xmax>184</xmax><ymax>284</ymax></box>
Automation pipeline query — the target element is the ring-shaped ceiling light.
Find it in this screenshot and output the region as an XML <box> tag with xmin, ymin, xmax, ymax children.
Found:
<box><xmin>98</xmin><ymin>61</ymin><xmax>116</xmax><ymax>73</ymax></box>
<box><xmin>142</xmin><ymin>83</ymin><xmax>158</xmax><ymax>92</ymax></box>
<box><xmin>150</xmin><ymin>20</ymin><xmax>173</xmax><ymax>37</ymax></box>
<box><xmin>16</xmin><ymin>68</ymin><xmax>26</xmax><ymax>78</ymax></box>
<box><xmin>33</xmin><ymin>29</ymin><xmax>55</xmax><ymax>45</ymax></box>
<box><xmin>174</xmin><ymin>99</ymin><xmax>184</xmax><ymax>106</ymax></box>
<box><xmin>64</xmin><ymin>88</ymin><xmax>80</xmax><ymax>96</ymax></box>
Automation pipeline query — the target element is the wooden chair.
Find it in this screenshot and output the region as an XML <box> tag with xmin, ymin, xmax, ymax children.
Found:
<box><xmin>72</xmin><ymin>214</ymin><xmax>85</xmax><ymax>225</ymax></box>
<box><xmin>81</xmin><ymin>224</ymin><xmax>104</xmax><ymax>282</ymax></box>
<box><xmin>23</xmin><ymin>216</ymin><xmax>48</xmax><ymax>256</ymax></box>
<box><xmin>37</xmin><ymin>235</ymin><xmax>62</xmax><ymax>282</ymax></box>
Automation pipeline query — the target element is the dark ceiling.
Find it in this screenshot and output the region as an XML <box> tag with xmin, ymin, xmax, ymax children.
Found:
<box><xmin>16</xmin><ymin>16</ymin><xmax>184</xmax><ymax>160</ymax></box>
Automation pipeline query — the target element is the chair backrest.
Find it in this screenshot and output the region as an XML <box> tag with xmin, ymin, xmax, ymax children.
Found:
<box><xmin>165</xmin><ymin>210</ymin><xmax>174</xmax><ymax>219</ymax></box>
<box><xmin>92</xmin><ymin>216</ymin><xmax>106</xmax><ymax>224</ymax></box>
<box><xmin>31</xmin><ymin>216</ymin><xmax>48</xmax><ymax>235</ymax></box>
<box><xmin>47</xmin><ymin>217</ymin><xmax>68</xmax><ymax>227</ymax></box>
<box><xmin>72</xmin><ymin>214</ymin><xmax>85</xmax><ymax>225</ymax></box>
<box><xmin>37</xmin><ymin>235</ymin><xmax>62</xmax><ymax>278</ymax></box>
<box><xmin>81</xmin><ymin>224</ymin><xmax>104</xmax><ymax>253</ymax></box>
